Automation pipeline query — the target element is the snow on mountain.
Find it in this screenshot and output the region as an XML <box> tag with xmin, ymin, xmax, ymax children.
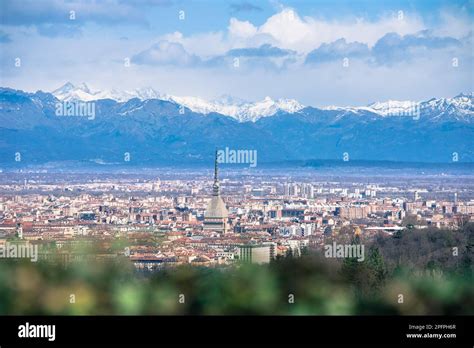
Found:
<box><xmin>367</xmin><ymin>100</ymin><xmax>420</xmax><ymax>116</ymax></box>
<box><xmin>130</xmin><ymin>87</ymin><xmax>163</xmax><ymax>101</ymax></box>
<box><xmin>169</xmin><ymin>95</ymin><xmax>241</xmax><ymax>118</ymax></box>
<box><xmin>51</xmin><ymin>82</ymin><xmax>304</xmax><ymax>122</ymax></box>
<box><xmin>423</xmin><ymin>93</ymin><xmax>473</xmax><ymax>115</ymax></box>
<box><xmin>242</xmin><ymin>97</ymin><xmax>305</xmax><ymax>122</ymax></box>
<box><xmin>52</xmin><ymin>82</ymin><xmax>99</xmax><ymax>102</ymax></box>
<box><xmin>52</xmin><ymin>83</ymin><xmax>472</xmax><ymax>122</ymax></box>
<box><xmin>322</xmin><ymin>100</ymin><xmax>420</xmax><ymax>116</ymax></box>
<box><xmin>52</xmin><ymin>83</ymin><xmax>163</xmax><ymax>102</ymax></box>
<box><xmin>323</xmin><ymin>93</ymin><xmax>473</xmax><ymax>118</ymax></box>
<box><xmin>169</xmin><ymin>95</ymin><xmax>304</xmax><ymax>122</ymax></box>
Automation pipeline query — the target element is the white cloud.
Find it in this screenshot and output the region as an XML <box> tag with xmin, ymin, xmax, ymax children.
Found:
<box><xmin>132</xmin><ymin>40</ymin><xmax>200</xmax><ymax>66</ymax></box>
<box><xmin>153</xmin><ymin>7</ymin><xmax>428</xmax><ymax>60</ymax></box>
<box><xmin>228</xmin><ymin>18</ymin><xmax>258</xmax><ymax>38</ymax></box>
<box><xmin>231</xmin><ymin>8</ymin><xmax>426</xmax><ymax>53</ymax></box>
<box><xmin>431</xmin><ymin>11</ymin><xmax>473</xmax><ymax>39</ymax></box>
<box><xmin>161</xmin><ymin>31</ymin><xmax>228</xmax><ymax>57</ymax></box>
<box><xmin>2</xmin><ymin>6</ymin><xmax>472</xmax><ymax>107</ymax></box>
<box><xmin>151</xmin><ymin>7</ymin><xmax>472</xmax><ymax>62</ymax></box>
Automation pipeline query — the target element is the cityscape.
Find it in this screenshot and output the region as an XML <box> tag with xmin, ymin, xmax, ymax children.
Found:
<box><xmin>1</xmin><ymin>158</ymin><xmax>472</xmax><ymax>269</ymax></box>
<box><xmin>0</xmin><ymin>2</ymin><xmax>473</xmax><ymax>344</ymax></box>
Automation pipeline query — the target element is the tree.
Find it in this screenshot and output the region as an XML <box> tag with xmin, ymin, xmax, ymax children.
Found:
<box><xmin>455</xmin><ymin>214</ymin><xmax>471</xmax><ymax>229</ymax></box>
<box><xmin>300</xmin><ymin>245</ymin><xmax>309</xmax><ymax>256</ymax></box>
<box><xmin>366</xmin><ymin>246</ymin><xmax>387</xmax><ymax>285</ymax></box>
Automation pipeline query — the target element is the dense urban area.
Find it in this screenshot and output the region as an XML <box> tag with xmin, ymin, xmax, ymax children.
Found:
<box><xmin>1</xmin><ymin>164</ymin><xmax>472</xmax><ymax>269</ymax></box>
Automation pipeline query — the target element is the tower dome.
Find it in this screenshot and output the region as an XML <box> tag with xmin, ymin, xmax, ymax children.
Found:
<box><xmin>204</xmin><ymin>150</ymin><xmax>229</xmax><ymax>233</ymax></box>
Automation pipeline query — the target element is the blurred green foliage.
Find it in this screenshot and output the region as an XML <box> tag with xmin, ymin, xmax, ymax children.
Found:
<box><xmin>0</xmin><ymin>224</ymin><xmax>472</xmax><ymax>315</ymax></box>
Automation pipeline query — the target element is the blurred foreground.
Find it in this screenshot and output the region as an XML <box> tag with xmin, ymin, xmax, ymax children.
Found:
<box><xmin>0</xmin><ymin>224</ymin><xmax>472</xmax><ymax>315</ymax></box>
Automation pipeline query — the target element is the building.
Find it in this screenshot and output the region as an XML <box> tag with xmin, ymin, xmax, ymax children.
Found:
<box><xmin>337</xmin><ymin>206</ymin><xmax>370</xmax><ymax>219</ymax></box>
<box><xmin>203</xmin><ymin>152</ymin><xmax>229</xmax><ymax>234</ymax></box>
<box><xmin>238</xmin><ymin>243</ymin><xmax>275</xmax><ymax>264</ymax></box>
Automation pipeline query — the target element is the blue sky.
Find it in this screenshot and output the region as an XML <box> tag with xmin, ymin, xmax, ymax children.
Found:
<box><xmin>0</xmin><ymin>0</ymin><xmax>473</xmax><ymax>106</ymax></box>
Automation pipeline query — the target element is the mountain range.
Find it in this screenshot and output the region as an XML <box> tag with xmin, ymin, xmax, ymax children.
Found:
<box><xmin>51</xmin><ymin>82</ymin><xmax>305</xmax><ymax>123</ymax></box>
<box><xmin>0</xmin><ymin>83</ymin><xmax>473</xmax><ymax>166</ymax></box>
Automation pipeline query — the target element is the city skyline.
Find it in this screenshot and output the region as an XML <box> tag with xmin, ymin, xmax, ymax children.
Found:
<box><xmin>1</xmin><ymin>160</ymin><xmax>473</xmax><ymax>269</ymax></box>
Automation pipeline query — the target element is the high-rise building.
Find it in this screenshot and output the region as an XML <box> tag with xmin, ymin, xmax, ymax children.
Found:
<box><xmin>238</xmin><ymin>243</ymin><xmax>275</xmax><ymax>264</ymax></box>
<box><xmin>414</xmin><ymin>190</ymin><xmax>420</xmax><ymax>201</ymax></box>
<box><xmin>203</xmin><ymin>151</ymin><xmax>229</xmax><ymax>234</ymax></box>
<box><xmin>284</xmin><ymin>183</ymin><xmax>290</xmax><ymax>196</ymax></box>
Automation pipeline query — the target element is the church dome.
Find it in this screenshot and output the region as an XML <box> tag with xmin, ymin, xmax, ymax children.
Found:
<box><xmin>205</xmin><ymin>196</ymin><xmax>229</xmax><ymax>218</ymax></box>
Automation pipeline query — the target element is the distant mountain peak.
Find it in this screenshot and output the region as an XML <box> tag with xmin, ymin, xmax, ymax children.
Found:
<box><xmin>52</xmin><ymin>82</ymin><xmax>99</xmax><ymax>102</ymax></box>
<box><xmin>76</xmin><ymin>82</ymin><xmax>92</xmax><ymax>93</ymax></box>
<box><xmin>50</xmin><ymin>83</ymin><xmax>304</xmax><ymax>121</ymax></box>
<box><xmin>52</xmin><ymin>82</ymin><xmax>75</xmax><ymax>94</ymax></box>
<box><xmin>322</xmin><ymin>93</ymin><xmax>473</xmax><ymax>119</ymax></box>
<box><xmin>2</xmin><ymin>85</ymin><xmax>474</xmax><ymax>164</ymax></box>
<box><xmin>454</xmin><ymin>92</ymin><xmax>472</xmax><ymax>98</ymax></box>
<box><xmin>49</xmin><ymin>82</ymin><xmax>472</xmax><ymax>122</ymax></box>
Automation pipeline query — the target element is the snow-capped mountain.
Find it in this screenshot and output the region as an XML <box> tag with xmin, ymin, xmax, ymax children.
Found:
<box><xmin>52</xmin><ymin>82</ymin><xmax>98</xmax><ymax>102</ymax></box>
<box><xmin>322</xmin><ymin>93</ymin><xmax>473</xmax><ymax>119</ymax></box>
<box><xmin>51</xmin><ymin>82</ymin><xmax>472</xmax><ymax>122</ymax></box>
<box><xmin>422</xmin><ymin>93</ymin><xmax>473</xmax><ymax>118</ymax></box>
<box><xmin>367</xmin><ymin>100</ymin><xmax>420</xmax><ymax>116</ymax></box>
<box><xmin>323</xmin><ymin>100</ymin><xmax>423</xmax><ymax>116</ymax></box>
<box><xmin>168</xmin><ymin>95</ymin><xmax>304</xmax><ymax>122</ymax></box>
<box><xmin>2</xmin><ymin>86</ymin><xmax>474</xmax><ymax>164</ymax></box>
<box><xmin>52</xmin><ymin>82</ymin><xmax>164</xmax><ymax>103</ymax></box>
<box><xmin>51</xmin><ymin>82</ymin><xmax>304</xmax><ymax>122</ymax></box>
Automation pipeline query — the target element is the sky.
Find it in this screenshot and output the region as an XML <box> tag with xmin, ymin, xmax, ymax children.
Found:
<box><xmin>0</xmin><ymin>0</ymin><xmax>473</xmax><ymax>106</ymax></box>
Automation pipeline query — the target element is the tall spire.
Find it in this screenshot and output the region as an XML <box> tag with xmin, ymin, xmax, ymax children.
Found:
<box><xmin>204</xmin><ymin>148</ymin><xmax>229</xmax><ymax>234</ymax></box>
<box><xmin>214</xmin><ymin>149</ymin><xmax>218</xmax><ymax>182</ymax></box>
<box><xmin>213</xmin><ymin>149</ymin><xmax>220</xmax><ymax>196</ymax></box>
